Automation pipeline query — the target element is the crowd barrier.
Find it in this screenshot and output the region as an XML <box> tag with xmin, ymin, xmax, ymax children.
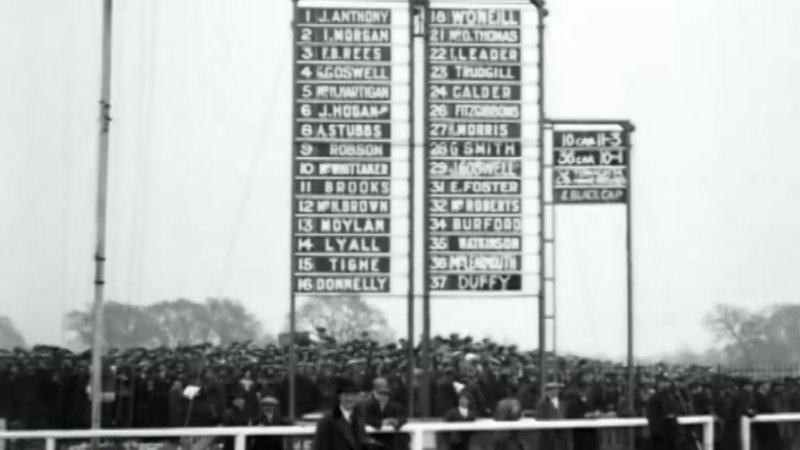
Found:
<box><xmin>0</xmin><ymin>416</ymin><xmax>715</xmax><ymax>450</ymax></box>
<box><xmin>741</xmin><ymin>412</ymin><xmax>800</xmax><ymax>450</ymax></box>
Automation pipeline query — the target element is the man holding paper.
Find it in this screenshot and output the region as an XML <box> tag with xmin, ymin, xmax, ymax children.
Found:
<box><xmin>360</xmin><ymin>377</ymin><xmax>408</xmax><ymax>450</ymax></box>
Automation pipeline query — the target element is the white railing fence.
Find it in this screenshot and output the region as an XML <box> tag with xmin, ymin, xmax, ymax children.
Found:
<box><xmin>741</xmin><ymin>412</ymin><xmax>800</xmax><ymax>450</ymax></box>
<box><xmin>0</xmin><ymin>416</ymin><xmax>715</xmax><ymax>450</ymax></box>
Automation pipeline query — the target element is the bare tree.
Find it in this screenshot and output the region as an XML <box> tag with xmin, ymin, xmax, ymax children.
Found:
<box><xmin>65</xmin><ymin>298</ymin><xmax>263</xmax><ymax>348</ymax></box>
<box><xmin>762</xmin><ymin>304</ymin><xmax>800</xmax><ymax>363</ymax></box>
<box><xmin>704</xmin><ymin>303</ymin><xmax>800</xmax><ymax>366</ymax></box>
<box><xmin>292</xmin><ymin>295</ymin><xmax>395</xmax><ymax>343</ymax></box>
<box><xmin>704</xmin><ymin>304</ymin><xmax>765</xmax><ymax>365</ymax></box>
<box><xmin>0</xmin><ymin>316</ymin><xmax>26</xmax><ymax>349</ymax></box>
<box><xmin>202</xmin><ymin>297</ymin><xmax>263</xmax><ymax>346</ymax></box>
<box><xmin>65</xmin><ymin>301</ymin><xmax>163</xmax><ymax>348</ymax></box>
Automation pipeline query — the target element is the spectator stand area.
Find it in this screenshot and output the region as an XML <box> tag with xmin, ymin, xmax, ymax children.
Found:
<box><xmin>2</xmin><ymin>336</ymin><xmax>800</xmax><ymax>449</ymax></box>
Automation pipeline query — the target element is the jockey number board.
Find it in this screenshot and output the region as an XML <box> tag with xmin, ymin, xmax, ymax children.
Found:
<box><xmin>292</xmin><ymin>1</ymin><xmax>411</xmax><ymax>295</ymax></box>
<box><xmin>425</xmin><ymin>2</ymin><xmax>541</xmax><ymax>293</ymax></box>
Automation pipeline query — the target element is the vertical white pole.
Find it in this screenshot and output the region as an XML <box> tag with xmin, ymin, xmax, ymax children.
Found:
<box><xmin>703</xmin><ymin>418</ymin><xmax>714</xmax><ymax>450</ymax></box>
<box><xmin>0</xmin><ymin>418</ymin><xmax>6</xmax><ymax>450</ymax></box>
<box><xmin>234</xmin><ymin>434</ymin><xmax>246</xmax><ymax>450</ymax></box>
<box><xmin>741</xmin><ymin>417</ymin><xmax>752</xmax><ymax>450</ymax></box>
<box><xmin>411</xmin><ymin>429</ymin><xmax>424</xmax><ymax>450</ymax></box>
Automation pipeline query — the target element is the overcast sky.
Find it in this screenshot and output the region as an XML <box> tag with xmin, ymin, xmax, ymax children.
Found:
<box><xmin>2</xmin><ymin>0</ymin><xmax>800</xmax><ymax>359</ymax></box>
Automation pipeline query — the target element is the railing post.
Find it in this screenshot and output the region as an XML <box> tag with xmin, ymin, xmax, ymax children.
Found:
<box><xmin>0</xmin><ymin>418</ymin><xmax>6</xmax><ymax>450</ymax></box>
<box><xmin>234</xmin><ymin>433</ymin><xmax>246</xmax><ymax>450</ymax></box>
<box><xmin>703</xmin><ymin>417</ymin><xmax>714</xmax><ymax>450</ymax></box>
<box><xmin>411</xmin><ymin>429</ymin><xmax>424</xmax><ymax>450</ymax></box>
<box><xmin>741</xmin><ymin>416</ymin><xmax>751</xmax><ymax>450</ymax></box>
<box><xmin>45</xmin><ymin>437</ymin><xmax>56</xmax><ymax>450</ymax></box>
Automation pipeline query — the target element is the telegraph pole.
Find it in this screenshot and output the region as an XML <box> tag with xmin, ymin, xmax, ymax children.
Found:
<box><xmin>91</xmin><ymin>0</ymin><xmax>114</xmax><ymax>431</ymax></box>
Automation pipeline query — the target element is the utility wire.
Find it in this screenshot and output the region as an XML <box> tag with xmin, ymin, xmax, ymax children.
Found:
<box><xmin>216</xmin><ymin>46</ymin><xmax>290</xmax><ymax>299</ymax></box>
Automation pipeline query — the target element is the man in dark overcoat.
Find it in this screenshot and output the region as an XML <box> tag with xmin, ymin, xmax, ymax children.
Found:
<box><xmin>566</xmin><ymin>381</ymin><xmax>601</xmax><ymax>450</ymax></box>
<box><xmin>221</xmin><ymin>390</ymin><xmax>251</xmax><ymax>450</ymax></box>
<box><xmin>312</xmin><ymin>377</ymin><xmax>369</xmax><ymax>450</ymax></box>
<box><xmin>434</xmin><ymin>367</ymin><xmax>459</xmax><ymax>417</ymax></box>
<box><xmin>442</xmin><ymin>391</ymin><xmax>477</xmax><ymax>450</ymax></box>
<box><xmin>752</xmin><ymin>381</ymin><xmax>781</xmax><ymax>450</ymax></box>
<box><xmin>516</xmin><ymin>365</ymin><xmax>539</xmax><ymax>415</ymax></box>
<box><xmin>646</xmin><ymin>373</ymin><xmax>681</xmax><ymax>450</ymax></box>
<box><xmin>360</xmin><ymin>377</ymin><xmax>408</xmax><ymax>450</ymax></box>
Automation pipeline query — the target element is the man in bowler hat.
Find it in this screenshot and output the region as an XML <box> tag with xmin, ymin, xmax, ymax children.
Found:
<box><xmin>312</xmin><ymin>377</ymin><xmax>369</xmax><ymax>450</ymax></box>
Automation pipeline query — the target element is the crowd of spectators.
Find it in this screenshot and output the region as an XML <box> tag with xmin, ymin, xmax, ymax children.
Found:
<box><xmin>2</xmin><ymin>333</ymin><xmax>800</xmax><ymax>448</ymax></box>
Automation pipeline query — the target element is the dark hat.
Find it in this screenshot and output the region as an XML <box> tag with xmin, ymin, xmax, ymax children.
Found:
<box><xmin>335</xmin><ymin>377</ymin><xmax>360</xmax><ymax>395</ymax></box>
<box><xmin>229</xmin><ymin>388</ymin><xmax>247</xmax><ymax>401</ymax></box>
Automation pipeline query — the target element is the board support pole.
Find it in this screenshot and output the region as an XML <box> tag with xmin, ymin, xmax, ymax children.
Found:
<box><xmin>626</xmin><ymin>125</ymin><xmax>635</xmax><ymax>415</ymax></box>
<box><xmin>405</xmin><ymin>0</ymin><xmax>421</xmax><ymax>418</ymax></box>
<box><xmin>288</xmin><ymin>0</ymin><xmax>300</xmax><ymax>421</ymax></box>
<box><xmin>534</xmin><ymin>0</ymin><xmax>548</xmax><ymax>400</ymax></box>
<box><xmin>419</xmin><ymin>0</ymin><xmax>433</xmax><ymax>419</ymax></box>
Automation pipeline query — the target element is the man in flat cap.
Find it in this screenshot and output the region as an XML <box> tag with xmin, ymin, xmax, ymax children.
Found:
<box><xmin>312</xmin><ymin>377</ymin><xmax>368</xmax><ymax>450</ymax></box>
<box><xmin>256</xmin><ymin>395</ymin><xmax>291</xmax><ymax>425</ymax></box>
<box><xmin>536</xmin><ymin>379</ymin><xmax>568</xmax><ymax>450</ymax></box>
<box><xmin>252</xmin><ymin>396</ymin><xmax>293</xmax><ymax>450</ymax></box>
